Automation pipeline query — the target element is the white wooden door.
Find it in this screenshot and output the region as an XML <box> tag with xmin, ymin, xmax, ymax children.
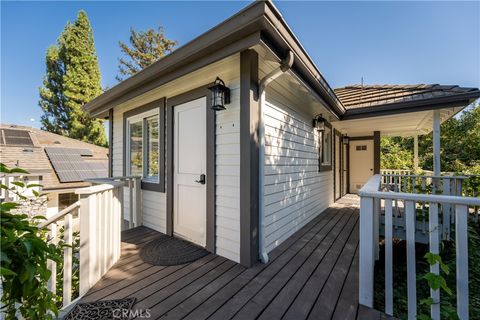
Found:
<box><xmin>349</xmin><ymin>139</ymin><xmax>374</xmax><ymax>193</ymax></box>
<box><xmin>173</xmin><ymin>97</ymin><xmax>207</xmax><ymax>246</ymax></box>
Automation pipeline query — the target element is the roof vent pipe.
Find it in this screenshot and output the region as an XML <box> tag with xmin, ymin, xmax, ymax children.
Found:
<box><xmin>258</xmin><ymin>51</ymin><xmax>294</xmax><ymax>264</ymax></box>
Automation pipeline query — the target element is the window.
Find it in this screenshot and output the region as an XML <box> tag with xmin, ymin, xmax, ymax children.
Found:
<box><xmin>125</xmin><ymin>101</ymin><xmax>164</xmax><ymax>192</ymax></box>
<box><xmin>146</xmin><ymin>115</ymin><xmax>159</xmax><ymax>180</ymax></box>
<box><xmin>59</xmin><ymin>193</ymin><xmax>78</xmax><ymax>211</ymax></box>
<box><xmin>318</xmin><ymin>121</ymin><xmax>332</xmax><ymax>171</ymax></box>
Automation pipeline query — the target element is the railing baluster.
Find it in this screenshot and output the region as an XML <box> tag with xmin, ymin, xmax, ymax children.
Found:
<box><xmin>63</xmin><ymin>213</ymin><xmax>72</xmax><ymax>307</ymax></box>
<box><xmin>394</xmin><ymin>176</ymin><xmax>400</xmax><ymax>230</ymax></box>
<box><xmin>359</xmin><ymin>196</ymin><xmax>375</xmax><ymax>308</ymax></box>
<box><xmin>374</xmin><ymin>198</ymin><xmax>380</xmax><ymax>261</ymax></box>
<box><xmin>456</xmin><ymin>204</ymin><xmax>469</xmax><ymax>320</ymax></box>
<box><xmin>442</xmin><ymin>178</ymin><xmax>451</xmax><ymax>240</ymax></box>
<box><xmin>135</xmin><ymin>177</ymin><xmax>142</xmax><ymax>226</ymax></box>
<box><xmin>405</xmin><ymin>200</ymin><xmax>417</xmax><ymax>319</ymax></box>
<box><xmin>429</xmin><ymin>203</ymin><xmax>440</xmax><ymax>320</ymax></box>
<box><xmin>129</xmin><ymin>178</ymin><xmax>134</xmax><ymax>229</ymax></box>
<box><xmin>47</xmin><ymin>223</ymin><xmax>57</xmax><ymax>295</ymax></box>
<box><xmin>384</xmin><ymin>199</ymin><xmax>393</xmax><ymax>316</ymax></box>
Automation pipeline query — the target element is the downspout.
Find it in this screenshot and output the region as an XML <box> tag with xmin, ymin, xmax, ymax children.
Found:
<box><xmin>258</xmin><ymin>51</ymin><xmax>294</xmax><ymax>263</ymax></box>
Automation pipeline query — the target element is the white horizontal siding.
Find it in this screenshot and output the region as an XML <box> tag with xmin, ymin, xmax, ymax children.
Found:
<box><xmin>263</xmin><ymin>94</ymin><xmax>334</xmax><ymax>253</ymax></box>
<box><xmin>215</xmin><ymin>77</ymin><xmax>241</xmax><ymax>263</ymax></box>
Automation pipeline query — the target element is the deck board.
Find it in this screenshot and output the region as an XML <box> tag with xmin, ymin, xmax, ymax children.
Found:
<box><xmin>79</xmin><ymin>196</ymin><xmax>381</xmax><ymax>320</ymax></box>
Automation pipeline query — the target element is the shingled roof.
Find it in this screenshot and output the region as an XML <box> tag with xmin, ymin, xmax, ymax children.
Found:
<box><xmin>334</xmin><ymin>84</ymin><xmax>480</xmax><ymax>110</ymax></box>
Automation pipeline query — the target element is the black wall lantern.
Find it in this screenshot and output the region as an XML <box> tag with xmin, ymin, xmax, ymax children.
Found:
<box><xmin>342</xmin><ymin>135</ymin><xmax>349</xmax><ymax>144</ymax></box>
<box><xmin>208</xmin><ymin>77</ymin><xmax>230</xmax><ymax>111</ymax></box>
<box><xmin>312</xmin><ymin>114</ymin><xmax>326</xmax><ymax>132</ymax></box>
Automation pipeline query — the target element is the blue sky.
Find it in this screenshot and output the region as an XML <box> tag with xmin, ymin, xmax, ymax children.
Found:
<box><xmin>1</xmin><ymin>1</ymin><xmax>479</xmax><ymax>128</ymax></box>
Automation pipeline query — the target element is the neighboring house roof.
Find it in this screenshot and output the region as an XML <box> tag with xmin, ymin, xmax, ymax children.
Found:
<box><xmin>0</xmin><ymin>124</ymin><xmax>108</xmax><ymax>191</ymax></box>
<box><xmin>82</xmin><ymin>0</ymin><xmax>480</xmax><ymax>120</ymax></box>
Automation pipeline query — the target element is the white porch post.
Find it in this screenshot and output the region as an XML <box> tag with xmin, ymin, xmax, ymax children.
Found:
<box><xmin>413</xmin><ymin>134</ymin><xmax>419</xmax><ymax>169</ymax></box>
<box><xmin>433</xmin><ymin>110</ymin><xmax>441</xmax><ymax>176</ymax></box>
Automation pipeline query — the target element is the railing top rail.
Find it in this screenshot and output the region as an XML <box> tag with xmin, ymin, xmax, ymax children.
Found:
<box><xmin>38</xmin><ymin>201</ymin><xmax>80</xmax><ymax>228</ymax></box>
<box><xmin>75</xmin><ymin>181</ymin><xmax>124</xmax><ymax>195</ymax></box>
<box><xmin>360</xmin><ymin>174</ymin><xmax>480</xmax><ymax>206</ymax></box>
<box><xmin>381</xmin><ymin>173</ymin><xmax>469</xmax><ymax>179</ymax></box>
<box><xmin>86</xmin><ymin>175</ymin><xmax>141</xmax><ymax>182</ymax></box>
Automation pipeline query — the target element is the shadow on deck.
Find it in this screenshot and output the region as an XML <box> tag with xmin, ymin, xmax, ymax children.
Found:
<box><xmin>80</xmin><ymin>196</ymin><xmax>390</xmax><ymax>320</ymax></box>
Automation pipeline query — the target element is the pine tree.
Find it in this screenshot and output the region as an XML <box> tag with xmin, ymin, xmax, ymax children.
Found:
<box><xmin>39</xmin><ymin>10</ymin><xmax>107</xmax><ymax>146</ymax></box>
<box><xmin>116</xmin><ymin>27</ymin><xmax>177</xmax><ymax>81</ymax></box>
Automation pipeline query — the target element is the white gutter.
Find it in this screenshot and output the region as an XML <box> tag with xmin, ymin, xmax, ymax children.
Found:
<box><xmin>258</xmin><ymin>50</ymin><xmax>294</xmax><ymax>263</ymax></box>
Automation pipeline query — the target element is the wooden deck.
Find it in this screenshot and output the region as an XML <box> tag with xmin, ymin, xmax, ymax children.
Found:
<box><xmin>80</xmin><ymin>197</ymin><xmax>388</xmax><ymax>320</ymax></box>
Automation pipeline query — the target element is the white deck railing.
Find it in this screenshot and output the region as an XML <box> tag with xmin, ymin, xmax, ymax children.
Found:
<box><xmin>38</xmin><ymin>176</ymin><xmax>141</xmax><ymax>310</ymax></box>
<box><xmin>358</xmin><ymin>174</ymin><xmax>480</xmax><ymax>320</ymax></box>
<box><xmin>86</xmin><ymin>176</ymin><xmax>142</xmax><ymax>229</ymax></box>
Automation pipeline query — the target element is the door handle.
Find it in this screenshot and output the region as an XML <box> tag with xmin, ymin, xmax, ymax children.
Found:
<box><xmin>195</xmin><ymin>174</ymin><xmax>206</xmax><ymax>185</ymax></box>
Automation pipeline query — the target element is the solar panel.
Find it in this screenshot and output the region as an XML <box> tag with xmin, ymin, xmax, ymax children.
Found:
<box><xmin>2</xmin><ymin>129</ymin><xmax>34</xmax><ymax>146</ymax></box>
<box><xmin>44</xmin><ymin>147</ymin><xmax>106</xmax><ymax>183</ymax></box>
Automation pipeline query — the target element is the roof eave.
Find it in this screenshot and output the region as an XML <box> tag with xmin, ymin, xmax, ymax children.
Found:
<box><xmin>84</xmin><ymin>1</ymin><xmax>268</xmax><ymax>116</ymax></box>
<box><xmin>84</xmin><ymin>0</ymin><xmax>344</xmax><ymax>118</ymax></box>
<box><xmin>341</xmin><ymin>92</ymin><xmax>480</xmax><ymax>120</ymax></box>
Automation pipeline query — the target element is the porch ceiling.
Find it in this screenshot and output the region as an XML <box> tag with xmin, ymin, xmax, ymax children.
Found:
<box><xmin>331</xmin><ymin>107</ymin><xmax>462</xmax><ymax>137</ymax></box>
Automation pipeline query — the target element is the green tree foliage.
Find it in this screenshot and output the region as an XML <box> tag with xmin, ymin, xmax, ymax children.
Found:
<box><xmin>39</xmin><ymin>10</ymin><xmax>107</xmax><ymax>147</ymax></box>
<box><xmin>0</xmin><ymin>163</ymin><xmax>63</xmax><ymax>319</ymax></box>
<box><xmin>117</xmin><ymin>27</ymin><xmax>177</xmax><ymax>81</ymax></box>
<box><xmin>381</xmin><ymin>102</ymin><xmax>480</xmax><ymax>173</ymax></box>
<box><xmin>381</xmin><ymin>137</ymin><xmax>414</xmax><ymax>170</ymax></box>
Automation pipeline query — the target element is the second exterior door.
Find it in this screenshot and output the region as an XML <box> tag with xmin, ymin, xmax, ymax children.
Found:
<box><xmin>349</xmin><ymin>139</ymin><xmax>374</xmax><ymax>193</ymax></box>
<box><xmin>173</xmin><ymin>97</ymin><xmax>207</xmax><ymax>247</ymax></box>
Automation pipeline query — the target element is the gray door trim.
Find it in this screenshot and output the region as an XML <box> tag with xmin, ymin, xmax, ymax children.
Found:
<box><xmin>374</xmin><ymin>131</ymin><xmax>380</xmax><ymax>174</ymax></box>
<box><xmin>333</xmin><ymin>129</ymin><xmax>342</xmax><ymax>201</ymax></box>
<box><xmin>108</xmin><ymin>109</ymin><xmax>113</xmax><ymax>177</ymax></box>
<box><xmin>166</xmin><ymin>86</ymin><xmax>215</xmax><ymax>253</ymax></box>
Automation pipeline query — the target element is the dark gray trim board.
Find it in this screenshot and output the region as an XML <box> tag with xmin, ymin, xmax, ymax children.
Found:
<box><xmin>166</xmin><ymin>85</ymin><xmax>216</xmax><ymax>253</ymax></box>
<box><xmin>333</xmin><ymin>129</ymin><xmax>342</xmax><ymax>201</ymax></box>
<box><xmin>239</xmin><ymin>49</ymin><xmax>259</xmax><ymax>267</ymax></box>
<box><xmin>348</xmin><ymin>136</ymin><xmax>374</xmax><ymax>141</ymax></box>
<box><xmin>373</xmin><ymin>131</ymin><xmax>380</xmax><ymax>174</ymax></box>
<box><xmin>346</xmin><ymin>141</ymin><xmax>350</xmax><ymax>194</ymax></box>
<box><xmin>122</xmin><ymin>98</ymin><xmax>166</xmax><ymax>192</ymax></box>
<box><xmin>108</xmin><ymin>109</ymin><xmax>113</xmax><ymax>178</ymax></box>
<box><xmin>342</xmin><ymin>140</ymin><xmax>348</xmax><ymax>196</ymax></box>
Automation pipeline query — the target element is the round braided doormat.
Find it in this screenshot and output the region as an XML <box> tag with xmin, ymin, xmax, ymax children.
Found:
<box><xmin>139</xmin><ymin>234</ymin><xmax>209</xmax><ymax>266</ymax></box>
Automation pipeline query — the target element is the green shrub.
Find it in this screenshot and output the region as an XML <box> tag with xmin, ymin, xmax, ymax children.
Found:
<box><xmin>0</xmin><ymin>163</ymin><xmax>64</xmax><ymax>319</ymax></box>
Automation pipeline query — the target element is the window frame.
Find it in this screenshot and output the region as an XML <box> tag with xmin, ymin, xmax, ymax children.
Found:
<box><xmin>318</xmin><ymin>120</ymin><xmax>333</xmax><ymax>172</ymax></box>
<box><xmin>123</xmin><ymin>98</ymin><xmax>165</xmax><ymax>192</ymax></box>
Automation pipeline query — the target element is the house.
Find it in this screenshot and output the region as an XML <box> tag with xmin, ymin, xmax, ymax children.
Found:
<box><xmin>26</xmin><ymin>1</ymin><xmax>479</xmax><ymax>318</ymax></box>
<box><xmin>0</xmin><ymin>124</ymin><xmax>108</xmax><ymax>217</ymax></box>
<box><xmin>80</xmin><ymin>1</ymin><xmax>480</xmax><ymax>269</ymax></box>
